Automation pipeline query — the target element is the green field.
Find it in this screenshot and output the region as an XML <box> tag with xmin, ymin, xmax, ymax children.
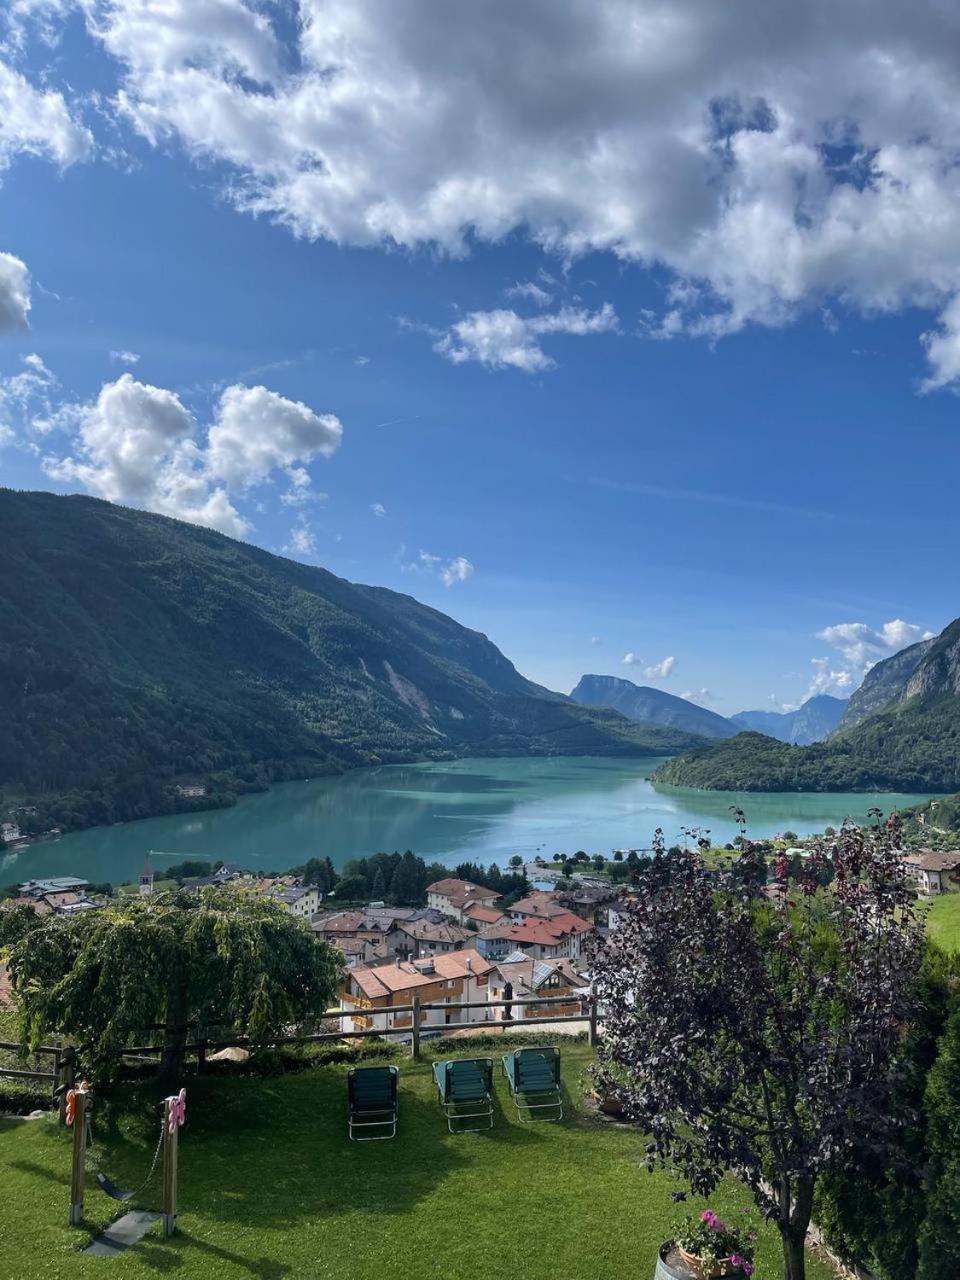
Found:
<box><xmin>0</xmin><ymin>1045</ymin><xmax>837</xmax><ymax>1280</ymax></box>
<box><xmin>923</xmin><ymin>892</ymin><xmax>960</xmax><ymax>953</ymax></box>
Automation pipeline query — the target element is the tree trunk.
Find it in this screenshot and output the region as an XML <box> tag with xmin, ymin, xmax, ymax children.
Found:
<box><xmin>780</xmin><ymin>1174</ymin><xmax>815</xmax><ymax>1280</ymax></box>
<box><xmin>780</xmin><ymin>1229</ymin><xmax>806</xmax><ymax>1280</ymax></box>
<box><xmin>160</xmin><ymin>1019</ymin><xmax>188</xmax><ymax>1081</ymax></box>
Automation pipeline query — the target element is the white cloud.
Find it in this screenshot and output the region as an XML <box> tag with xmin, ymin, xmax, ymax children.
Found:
<box><xmin>806</xmin><ymin>617</ymin><xmax>935</xmax><ymax>698</ymax></box>
<box><xmin>0</xmin><ymin>57</ymin><xmax>91</xmax><ymax>171</ymax></box>
<box><xmin>806</xmin><ymin>659</ymin><xmax>857</xmax><ymax>699</ymax></box>
<box><xmin>31</xmin><ymin>0</ymin><xmax>960</xmax><ymax>390</ymax></box>
<box><xmin>0</xmin><ymin>351</ymin><xmax>58</xmax><ymax>438</ymax></box>
<box><xmin>404</xmin><ymin>549</ymin><xmax>474</xmax><ymax>588</ymax></box>
<box><xmin>109</xmin><ymin>349</ymin><xmax>140</xmax><ymax>365</ymax></box>
<box><xmin>371</xmin><ymin>502</ymin><xmax>386</xmax><ymax>517</ymax></box>
<box><xmin>621</xmin><ymin>653</ymin><xmax>676</xmax><ymax>679</ymax></box>
<box><xmin>440</xmin><ymin>555</ymin><xmax>473</xmax><ymax>587</ymax></box>
<box><xmin>279</xmin><ymin>465</ymin><xmax>327</xmax><ymax>507</ymax></box>
<box><xmin>590</xmin><ymin>635</ymin><xmax>602</xmax><ymax>646</ymax></box>
<box><xmin>435</xmin><ymin>303</ymin><xmax>617</xmax><ymax>372</ymax></box>
<box><xmin>353</xmin><ymin>354</ymin><xmax>370</xmax><ymax>367</ymax></box>
<box><xmin>681</xmin><ymin>688</ymin><xmax>714</xmax><ymax>704</ymax></box>
<box><xmin>287</xmin><ymin>514</ymin><xmax>318</xmax><ymax>559</ymax></box>
<box><xmin>206</xmin><ymin>384</ymin><xmax>341</xmax><ymax>488</ymax></box>
<box><xmin>42</xmin><ymin>371</ymin><xmax>343</xmax><ymax>539</ymax></box>
<box><xmin>505</xmin><ymin>281</ymin><xmax>552</xmax><ymax>307</ymax></box>
<box><xmin>816</xmin><ymin>619</ymin><xmax>934</xmax><ymax>671</ymax></box>
<box><xmin>0</xmin><ymin>252</ymin><xmax>31</xmax><ymax>333</ymax></box>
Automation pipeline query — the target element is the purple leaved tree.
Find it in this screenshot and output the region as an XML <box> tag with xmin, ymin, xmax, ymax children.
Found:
<box><xmin>593</xmin><ymin>812</ymin><xmax>924</xmax><ymax>1280</ymax></box>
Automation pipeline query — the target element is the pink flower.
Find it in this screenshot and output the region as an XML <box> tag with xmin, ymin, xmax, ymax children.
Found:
<box><xmin>730</xmin><ymin>1256</ymin><xmax>743</xmax><ymax>1269</ymax></box>
<box><xmin>701</xmin><ymin>1210</ymin><xmax>717</xmax><ymax>1225</ymax></box>
<box><xmin>743</xmin><ymin>1265</ymin><xmax>755</xmax><ymax>1277</ymax></box>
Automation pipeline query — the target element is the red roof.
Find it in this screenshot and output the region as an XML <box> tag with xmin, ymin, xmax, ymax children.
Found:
<box><xmin>464</xmin><ymin>904</ymin><xmax>504</xmax><ymax>924</ymax></box>
<box><xmin>503</xmin><ymin>911</ymin><xmax>593</xmax><ymax>947</ymax></box>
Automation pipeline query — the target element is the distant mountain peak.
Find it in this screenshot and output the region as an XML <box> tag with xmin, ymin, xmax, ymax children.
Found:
<box><xmin>571</xmin><ymin>674</ymin><xmax>738</xmax><ymax>739</ymax></box>
<box><xmin>732</xmin><ymin>694</ymin><xmax>847</xmax><ymax>745</ymax></box>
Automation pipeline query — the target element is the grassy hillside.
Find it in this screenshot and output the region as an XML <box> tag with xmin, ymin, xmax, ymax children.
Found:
<box><xmin>0</xmin><ymin>1046</ymin><xmax>835</xmax><ymax>1280</ymax></box>
<box><xmin>0</xmin><ymin>490</ymin><xmax>698</xmax><ymax>831</ymax></box>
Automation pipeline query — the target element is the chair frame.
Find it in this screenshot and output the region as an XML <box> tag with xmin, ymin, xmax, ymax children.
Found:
<box><xmin>432</xmin><ymin>1057</ymin><xmax>495</xmax><ymax>1134</ymax></box>
<box><xmin>348</xmin><ymin>1065</ymin><xmax>399</xmax><ymax>1141</ymax></box>
<box><xmin>502</xmin><ymin>1047</ymin><xmax>563</xmax><ymax>1122</ymax></box>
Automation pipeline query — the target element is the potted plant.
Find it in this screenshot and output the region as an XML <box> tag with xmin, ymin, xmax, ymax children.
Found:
<box><xmin>657</xmin><ymin>1209</ymin><xmax>757</xmax><ymax>1278</ymax></box>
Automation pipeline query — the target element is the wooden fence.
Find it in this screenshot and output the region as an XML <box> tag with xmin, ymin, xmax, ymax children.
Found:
<box><xmin>0</xmin><ymin>992</ymin><xmax>598</xmax><ymax>1105</ymax></box>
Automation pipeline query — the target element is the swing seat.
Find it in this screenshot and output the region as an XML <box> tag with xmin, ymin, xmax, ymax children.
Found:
<box><xmin>95</xmin><ymin>1172</ymin><xmax>134</xmax><ymax>1202</ymax></box>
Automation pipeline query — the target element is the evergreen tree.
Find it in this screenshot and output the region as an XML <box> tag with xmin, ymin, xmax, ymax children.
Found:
<box><xmin>371</xmin><ymin>867</ymin><xmax>386</xmax><ymax>899</ymax></box>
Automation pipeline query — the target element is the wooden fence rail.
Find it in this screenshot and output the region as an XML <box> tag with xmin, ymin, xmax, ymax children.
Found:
<box><xmin>0</xmin><ymin>992</ymin><xmax>600</xmax><ymax>1102</ymax></box>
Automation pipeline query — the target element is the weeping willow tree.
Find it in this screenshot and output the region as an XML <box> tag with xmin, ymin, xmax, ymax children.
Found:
<box><xmin>4</xmin><ymin>887</ymin><xmax>343</xmax><ymax>1078</ymax></box>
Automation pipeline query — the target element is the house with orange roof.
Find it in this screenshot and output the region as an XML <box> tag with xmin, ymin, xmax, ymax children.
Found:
<box><xmin>338</xmin><ymin>950</ymin><xmax>494</xmax><ymax>1035</ymax></box>
<box><xmin>478</xmin><ymin>909</ymin><xmax>594</xmax><ymax>961</ymax></box>
<box><xmin>463</xmin><ymin>902</ymin><xmax>507</xmax><ymax>929</ymax></box>
<box><xmin>508</xmin><ymin>890</ymin><xmax>570</xmax><ymax>923</ymax></box>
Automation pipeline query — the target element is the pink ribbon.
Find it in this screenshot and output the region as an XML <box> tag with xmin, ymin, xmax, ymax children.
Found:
<box><xmin>166</xmin><ymin>1087</ymin><xmax>186</xmax><ymax>1133</ymax></box>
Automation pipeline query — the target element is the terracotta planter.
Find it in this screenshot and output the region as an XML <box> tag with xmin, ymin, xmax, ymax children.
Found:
<box><xmin>678</xmin><ymin>1246</ymin><xmax>731</xmax><ymax>1278</ymax></box>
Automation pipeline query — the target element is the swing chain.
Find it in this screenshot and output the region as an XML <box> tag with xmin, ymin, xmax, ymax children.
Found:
<box><xmin>126</xmin><ymin>1121</ymin><xmax>165</xmax><ymax>1200</ymax></box>
<box><xmin>86</xmin><ymin>1110</ymin><xmax>166</xmax><ymax>1202</ymax></box>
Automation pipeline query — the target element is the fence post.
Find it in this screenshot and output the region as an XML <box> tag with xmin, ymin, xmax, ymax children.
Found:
<box><xmin>59</xmin><ymin>1046</ymin><xmax>76</xmax><ymax>1125</ymax></box>
<box><xmin>52</xmin><ymin>1047</ymin><xmax>61</xmax><ymax>1103</ymax></box>
<box><xmin>411</xmin><ymin>995</ymin><xmax>421</xmax><ymax>1061</ymax></box>
<box><xmin>162</xmin><ymin>1098</ymin><xmax>179</xmax><ymax>1238</ymax></box>
<box><xmin>588</xmin><ymin>983</ymin><xmax>598</xmax><ymax>1048</ymax></box>
<box><xmin>69</xmin><ymin>1088</ymin><xmax>88</xmax><ymax>1226</ymax></box>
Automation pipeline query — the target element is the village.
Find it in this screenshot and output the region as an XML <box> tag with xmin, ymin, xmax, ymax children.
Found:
<box><xmin>5</xmin><ymin>843</ymin><xmax>960</xmax><ymax>1044</ymax></box>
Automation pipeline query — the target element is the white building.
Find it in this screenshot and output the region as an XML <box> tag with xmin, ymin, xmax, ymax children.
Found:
<box><xmin>425</xmin><ymin>877</ymin><xmax>502</xmax><ymax>924</ymax></box>
<box><xmin>904</xmin><ymin>850</ymin><xmax>960</xmax><ymax>896</ymax></box>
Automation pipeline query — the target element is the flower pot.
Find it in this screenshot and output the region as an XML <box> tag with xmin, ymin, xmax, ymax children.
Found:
<box><xmin>655</xmin><ymin>1243</ymin><xmax>733</xmax><ymax>1280</ymax></box>
<box><xmin>678</xmin><ymin>1247</ymin><xmax>730</xmax><ymax>1278</ymax></box>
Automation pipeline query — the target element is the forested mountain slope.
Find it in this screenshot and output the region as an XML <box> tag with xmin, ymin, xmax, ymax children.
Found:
<box><xmin>571</xmin><ymin>674</ymin><xmax>738</xmax><ymax>738</ymax></box>
<box><xmin>0</xmin><ymin>490</ymin><xmax>699</xmax><ymax>831</ymax></box>
<box><xmin>654</xmin><ymin>618</ymin><xmax>960</xmax><ymax>793</ymax></box>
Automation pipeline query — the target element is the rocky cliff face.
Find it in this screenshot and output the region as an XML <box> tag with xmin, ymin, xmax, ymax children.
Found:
<box><xmin>838</xmin><ymin>637</ymin><xmax>935</xmax><ymax>729</ymax></box>
<box><xmin>903</xmin><ymin>619</ymin><xmax>960</xmax><ymax>701</ymax></box>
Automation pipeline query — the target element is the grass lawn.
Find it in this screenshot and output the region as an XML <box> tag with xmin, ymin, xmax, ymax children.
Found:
<box><xmin>0</xmin><ymin>1044</ymin><xmax>839</xmax><ymax>1280</ymax></box>
<box><xmin>922</xmin><ymin>891</ymin><xmax>960</xmax><ymax>953</ymax></box>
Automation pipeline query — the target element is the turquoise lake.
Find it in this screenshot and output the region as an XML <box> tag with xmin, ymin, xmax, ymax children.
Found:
<box><xmin>0</xmin><ymin>755</ymin><xmax>939</xmax><ymax>890</ymax></box>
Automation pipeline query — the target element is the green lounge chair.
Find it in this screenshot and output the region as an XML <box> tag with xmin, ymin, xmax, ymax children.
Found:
<box><xmin>502</xmin><ymin>1046</ymin><xmax>563</xmax><ymax>1122</ymax></box>
<box><xmin>432</xmin><ymin>1057</ymin><xmax>494</xmax><ymax>1133</ymax></box>
<box><xmin>347</xmin><ymin>1065</ymin><xmax>399</xmax><ymax>1141</ymax></box>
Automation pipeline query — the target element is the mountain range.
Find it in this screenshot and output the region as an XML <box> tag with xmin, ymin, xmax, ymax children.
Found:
<box><xmin>570</xmin><ymin>675</ymin><xmax>845</xmax><ymax>746</ymax></box>
<box><xmin>731</xmin><ymin>695</ymin><xmax>847</xmax><ymax>745</ymax></box>
<box><xmin>655</xmin><ymin>617</ymin><xmax>960</xmax><ymax>793</ymax></box>
<box><xmin>570</xmin><ymin>675</ymin><xmax>738</xmax><ymax>738</ymax></box>
<box><xmin>0</xmin><ymin>490</ymin><xmax>703</xmax><ymax>832</ymax></box>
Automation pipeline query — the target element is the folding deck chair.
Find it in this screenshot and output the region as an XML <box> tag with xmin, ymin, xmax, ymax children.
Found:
<box><xmin>432</xmin><ymin>1057</ymin><xmax>494</xmax><ymax>1133</ymax></box>
<box><xmin>347</xmin><ymin>1064</ymin><xmax>399</xmax><ymax>1140</ymax></box>
<box><xmin>501</xmin><ymin>1046</ymin><xmax>563</xmax><ymax>1122</ymax></box>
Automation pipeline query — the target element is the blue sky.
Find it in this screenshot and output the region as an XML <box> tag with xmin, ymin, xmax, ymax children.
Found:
<box><xmin>1</xmin><ymin>2</ymin><xmax>957</xmax><ymax>715</ymax></box>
